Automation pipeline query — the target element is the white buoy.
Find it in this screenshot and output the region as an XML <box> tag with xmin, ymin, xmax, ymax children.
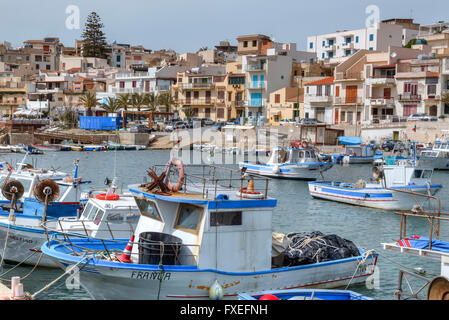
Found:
<box><xmin>209</xmin><ymin>280</ymin><xmax>223</xmax><ymax>300</ymax></box>
<box><xmin>272</xmin><ymin>165</ymin><xmax>280</xmax><ymax>174</ymax></box>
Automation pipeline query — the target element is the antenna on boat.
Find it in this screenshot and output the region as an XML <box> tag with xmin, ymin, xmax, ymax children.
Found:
<box><xmin>16</xmin><ymin>152</ymin><xmax>29</xmax><ymax>173</ymax></box>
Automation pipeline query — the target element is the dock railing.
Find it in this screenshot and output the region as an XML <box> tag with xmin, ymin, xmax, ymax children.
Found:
<box><xmin>149</xmin><ymin>164</ymin><xmax>272</xmax><ymax>200</ymax></box>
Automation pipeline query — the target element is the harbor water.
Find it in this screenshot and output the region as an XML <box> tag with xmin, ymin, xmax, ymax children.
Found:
<box><xmin>0</xmin><ymin>150</ymin><xmax>447</xmax><ymax>300</ymax></box>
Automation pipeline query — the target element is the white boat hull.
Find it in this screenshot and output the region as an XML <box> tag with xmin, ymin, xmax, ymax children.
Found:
<box><xmin>418</xmin><ymin>156</ymin><xmax>449</xmax><ymax>170</ymax></box>
<box><xmin>308</xmin><ymin>182</ymin><xmax>441</xmax><ymax>210</ymax></box>
<box><xmin>239</xmin><ymin>162</ymin><xmax>332</xmax><ymax>181</ymax></box>
<box><xmin>49</xmin><ymin>253</ymin><xmax>377</xmax><ymax>300</ymax></box>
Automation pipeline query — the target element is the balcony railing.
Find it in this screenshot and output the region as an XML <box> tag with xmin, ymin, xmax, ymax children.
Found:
<box><xmin>182</xmin><ymin>83</ymin><xmax>215</xmax><ymax>89</ymax></box>
<box><xmin>232</xmin><ymin>101</ymin><xmax>245</xmax><ymax>107</ymax></box>
<box><xmin>306</xmin><ymin>95</ymin><xmax>332</xmax><ymax>103</ymax></box>
<box><xmin>398</xmin><ymin>94</ymin><xmax>422</xmax><ymax>102</ymax></box>
<box><xmin>247</xmin><ymin>82</ymin><xmax>266</xmax><ymax>89</ymax></box>
<box><xmin>247</xmin><ymin>64</ymin><xmax>266</xmax><ymax>71</ymax></box>
<box><xmin>369</xmin><ymin>97</ymin><xmax>395</xmax><ymax>105</ymax></box>
<box><xmin>176</xmin><ymin>98</ymin><xmax>216</xmax><ymax>105</ymax></box>
<box><xmin>111</xmin><ymin>87</ymin><xmax>145</xmax><ymax>94</ymax></box>
<box><xmin>334</xmin><ymin>96</ymin><xmax>364</xmax><ymax>105</ymax></box>
<box><xmin>335</xmin><ymin>71</ymin><xmax>364</xmax><ymax>81</ymax></box>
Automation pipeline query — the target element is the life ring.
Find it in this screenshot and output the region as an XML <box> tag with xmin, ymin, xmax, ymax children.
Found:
<box><xmin>236</xmin><ymin>187</ymin><xmax>265</xmax><ymax>199</ymax></box>
<box><xmin>164</xmin><ymin>158</ymin><xmax>184</xmax><ymax>193</ymax></box>
<box><xmin>95</xmin><ymin>193</ymin><xmax>120</xmax><ymax>201</ymax></box>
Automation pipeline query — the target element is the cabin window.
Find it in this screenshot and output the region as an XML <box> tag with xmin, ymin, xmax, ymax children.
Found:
<box><xmin>94</xmin><ymin>209</ymin><xmax>105</xmax><ymax>225</ymax></box>
<box><xmin>421</xmin><ymin>170</ymin><xmax>432</xmax><ymax>179</ymax></box>
<box><xmin>413</xmin><ymin>170</ymin><xmax>423</xmax><ymax>178</ymax></box>
<box><xmin>174</xmin><ymin>204</ymin><xmax>203</xmax><ymax>234</ymax></box>
<box><xmin>135</xmin><ymin>199</ymin><xmax>161</xmax><ymax>221</ymax></box>
<box><xmin>210</xmin><ymin>211</ymin><xmax>242</xmax><ymax>226</ymax></box>
<box><xmin>82</xmin><ymin>203</ymin><xmax>93</xmax><ymax>219</ymax></box>
<box><xmin>87</xmin><ymin>206</ymin><xmax>100</xmax><ymax>221</ymax></box>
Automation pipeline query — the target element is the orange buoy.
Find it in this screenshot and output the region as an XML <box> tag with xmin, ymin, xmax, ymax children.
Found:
<box><xmin>95</xmin><ymin>193</ymin><xmax>120</xmax><ymax>201</ymax></box>
<box><xmin>116</xmin><ymin>236</ymin><xmax>134</xmax><ymax>263</ymax></box>
<box><xmin>259</xmin><ymin>294</ymin><xmax>279</xmax><ymax>300</ymax></box>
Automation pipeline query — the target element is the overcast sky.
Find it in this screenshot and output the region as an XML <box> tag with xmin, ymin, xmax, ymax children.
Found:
<box><xmin>1</xmin><ymin>0</ymin><xmax>448</xmax><ymax>53</ymax></box>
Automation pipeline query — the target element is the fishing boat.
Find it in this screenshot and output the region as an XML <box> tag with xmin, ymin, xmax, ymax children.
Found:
<box><xmin>237</xmin><ymin>289</ymin><xmax>373</xmax><ymax>300</ymax></box>
<box><xmin>308</xmin><ymin>159</ymin><xmax>442</xmax><ymax>210</ymax></box>
<box><xmin>31</xmin><ymin>144</ymin><xmax>61</xmax><ymax>152</ymax></box>
<box><xmin>418</xmin><ymin>133</ymin><xmax>449</xmax><ymax>170</ymax></box>
<box><xmin>82</xmin><ymin>145</ymin><xmax>105</xmax><ymax>152</ymax></box>
<box><xmin>334</xmin><ymin>137</ymin><xmax>382</xmax><ymax>164</ymax></box>
<box><xmin>239</xmin><ymin>141</ymin><xmax>333</xmax><ymax>180</ymax></box>
<box><xmin>41</xmin><ymin>162</ymin><xmax>377</xmax><ymax>300</ymax></box>
<box><xmin>0</xmin><ymin>179</ymin><xmax>137</xmax><ymax>268</ymax></box>
<box><xmin>381</xmin><ymin>191</ymin><xmax>449</xmax><ymax>300</ymax></box>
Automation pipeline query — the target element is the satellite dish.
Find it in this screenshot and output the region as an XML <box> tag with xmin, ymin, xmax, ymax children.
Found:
<box><xmin>428</xmin><ymin>276</ymin><xmax>449</xmax><ymax>300</ymax></box>
<box><xmin>391</xmin><ymin>52</ymin><xmax>397</xmax><ymax>58</ymax></box>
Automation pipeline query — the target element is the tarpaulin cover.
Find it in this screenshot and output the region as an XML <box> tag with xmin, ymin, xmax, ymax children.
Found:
<box><xmin>338</xmin><ymin>136</ymin><xmax>362</xmax><ymax>145</ymax></box>
<box><xmin>396</xmin><ymin>235</ymin><xmax>449</xmax><ymax>253</ymax></box>
<box><xmin>282</xmin><ymin>231</ymin><xmax>360</xmax><ymax>267</ymax></box>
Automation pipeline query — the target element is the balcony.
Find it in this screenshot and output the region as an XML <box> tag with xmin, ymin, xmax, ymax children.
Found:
<box><xmin>247</xmin><ymin>64</ymin><xmax>266</xmax><ymax>71</ymax></box>
<box><xmin>232</xmin><ymin>101</ymin><xmax>245</xmax><ymax>107</ymax></box>
<box><xmin>111</xmin><ymin>87</ymin><xmax>145</xmax><ymax>94</ymax></box>
<box><xmin>181</xmin><ymin>83</ymin><xmax>215</xmax><ymax>89</ymax></box>
<box><xmin>115</xmin><ymin>72</ymin><xmax>153</xmax><ymax>79</ymax></box>
<box><xmin>306</xmin><ymin>95</ymin><xmax>333</xmax><ymax>103</ymax></box>
<box><xmin>369</xmin><ymin>97</ymin><xmax>395</xmax><ymax>106</ymax></box>
<box><xmin>334</xmin><ymin>97</ymin><xmax>364</xmax><ymax>105</ymax></box>
<box><xmin>176</xmin><ymin>98</ymin><xmax>216</xmax><ymax>106</ymax></box>
<box><xmin>341</xmin><ymin>42</ymin><xmax>354</xmax><ymax>49</ymax></box>
<box><xmin>335</xmin><ymin>71</ymin><xmax>364</xmax><ymax>81</ymax></box>
<box><xmin>247</xmin><ymin>82</ymin><xmax>266</xmax><ymax>89</ymax></box>
<box><xmin>324</xmin><ymin>44</ymin><xmax>336</xmax><ymax>51</ymax></box>
<box><xmin>397</xmin><ymin>94</ymin><xmax>422</xmax><ymax>102</ymax></box>
<box><xmin>366</xmin><ymin>75</ymin><xmax>395</xmax><ymax>86</ymax></box>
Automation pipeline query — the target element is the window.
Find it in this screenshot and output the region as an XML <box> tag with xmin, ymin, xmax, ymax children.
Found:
<box><xmin>193</xmin><ymin>91</ymin><xmax>199</xmax><ymax>99</ymax></box>
<box><xmin>369</xmin><ymin>34</ymin><xmax>374</xmax><ymax>41</ymax></box>
<box><xmin>210</xmin><ymin>211</ymin><xmax>242</xmax><ymax>226</ymax></box>
<box><xmin>309</xmin><ymin>42</ymin><xmax>313</xmax><ymax>49</ymax></box>
<box><xmin>116</xmin><ymin>56</ymin><xmax>121</xmax><ymax>62</ymax></box>
<box><xmin>218</xmin><ymin>91</ymin><xmax>225</xmax><ymax>100</ymax></box>
<box><xmin>328</xmin><ymin>52</ymin><xmax>334</xmax><ymax>58</ymax></box>
<box><xmin>132</xmin><ymin>81</ymin><xmax>136</xmax><ymax>88</ymax></box>
<box><xmin>252</xmin><ymin>40</ymin><xmax>257</xmax><ymax>47</ymax></box>
<box><xmin>94</xmin><ymin>209</ymin><xmax>105</xmax><ymax>225</ymax></box>
<box><xmin>317</xmin><ymin>85</ymin><xmax>323</xmax><ymax>96</ymax></box>
<box><xmin>345</xmin><ymin>37</ymin><xmax>352</xmax><ymax>44</ymax></box>
<box><xmin>428</xmin><ymin>85</ymin><xmax>437</xmax><ymax>95</ymax></box>
<box><xmin>46</xmin><ymin>65</ymin><xmax>50</xmax><ymax>70</ymax></box>
<box><xmin>355</xmin><ymin>36</ymin><xmax>359</xmax><ymax>43</ymax></box>
<box><xmin>275</xmin><ymin>94</ymin><xmax>280</xmax><ymax>103</ymax></box>
<box><xmin>228</xmin><ymin>92</ymin><xmax>232</xmax><ymax>101</ymax></box>
<box><xmin>135</xmin><ymin>199</ymin><xmax>161</xmax><ymax>220</ymax></box>
<box><xmin>228</xmin><ymin>77</ymin><xmax>245</xmax><ymax>85</ymax></box>
<box><xmin>243</xmin><ymin>41</ymin><xmax>248</xmax><ymax>48</ymax></box>
<box><xmin>345</xmin><ymin>50</ymin><xmax>351</xmax><ymax>56</ymax></box>
<box><xmin>369</xmin><ymin>47</ymin><xmax>373</xmax><ymax>51</ymax></box>
<box><xmin>335</xmin><ymin>86</ymin><xmax>340</xmax><ymax>97</ymax></box>
<box><xmin>322</xmin><ymin>41</ymin><xmax>326</xmax><ymax>47</ymax></box>
<box><xmin>322</xmin><ymin>53</ymin><xmax>325</xmax><ymax>59</ymax></box>
<box><xmin>174</xmin><ymin>204</ymin><xmax>203</xmax><ymax>233</ymax></box>
<box><xmin>120</xmin><ymin>81</ymin><xmax>125</xmax><ymax>88</ymax></box>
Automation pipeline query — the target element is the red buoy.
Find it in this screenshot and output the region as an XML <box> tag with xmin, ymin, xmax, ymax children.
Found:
<box><xmin>259</xmin><ymin>294</ymin><xmax>279</xmax><ymax>300</ymax></box>
<box><xmin>95</xmin><ymin>193</ymin><xmax>120</xmax><ymax>201</ymax></box>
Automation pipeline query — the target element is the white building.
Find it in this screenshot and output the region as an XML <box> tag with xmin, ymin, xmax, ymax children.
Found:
<box><xmin>307</xmin><ymin>22</ymin><xmax>418</xmax><ymax>61</ymax></box>
<box><xmin>304</xmin><ymin>77</ymin><xmax>334</xmax><ymax>123</ymax></box>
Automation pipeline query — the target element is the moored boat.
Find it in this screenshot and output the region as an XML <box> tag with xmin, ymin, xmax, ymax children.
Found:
<box><xmin>41</xmin><ymin>161</ymin><xmax>377</xmax><ymax>300</ymax></box>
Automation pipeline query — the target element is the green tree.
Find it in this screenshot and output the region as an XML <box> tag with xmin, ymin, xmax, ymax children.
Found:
<box><xmin>81</xmin><ymin>12</ymin><xmax>108</xmax><ymax>59</ymax></box>
<box><xmin>80</xmin><ymin>91</ymin><xmax>99</xmax><ymax>116</ymax></box>
<box><xmin>117</xmin><ymin>93</ymin><xmax>131</xmax><ymax>111</ymax></box>
<box><xmin>182</xmin><ymin>106</ymin><xmax>195</xmax><ymax>121</ymax></box>
<box><xmin>158</xmin><ymin>92</ymin><xmax>177</xmax><ymax>114</ymax></box>
<box><xmin>144</xmin><ymin>92</ymin><xmax>158</xmax><ymax>112</ymax></box>
<box><xmin>130</xmin><ymin>93</ymin><xmax>146</xmax><ymax>112</ymax></box>
<box><xmin>102</xmin><ymin>97</ymin><xmax>120</xmax><ymax>114</ymax></box>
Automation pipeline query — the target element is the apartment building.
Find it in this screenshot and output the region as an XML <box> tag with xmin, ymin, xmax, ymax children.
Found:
<box><xmin>266</xmin><ymin>87</ymin><xmax>303</xmax><ymax>125</ymax></box>
<box><xmin>109</xmin><ymin>65</ymin><xmax>185</xmax><ymax>96</ymax></box>
<box><xmin>60</xmin><ymin>56</ymin><xmax>109</xmax><ymax>72</ymax></box>
<box><xmin>307</xmin><ymin>21</ymin><xmax>417</xmax><ymax>61</ymax></box>
<box><xmin>0</xmin><ymin>74</ymin><xmax>29</xmax><ymax>116</ymax></box>
<box><xmin>23</xmin><ymin>38</ymin><xmax>62</xmax><ymax>72</ymax></box>
<box><xmin>224</xmin><ymin>61</ymin><xmax>245</xmax><ymax>120</ymax></box>
<box><xmin>27</xmin><ymin>71</ymin><xmax>72</xmax><ymax>111</ymax></box>
<box><xmin>237</xmin><ymin>34</ymin><xmax>273</xmax><ymax>56</ymax></box>
<box><xmin>173</xmin><ymin>65</ymin><xmax>227</xmax><ymax>121</ymax></box>
<box><xmin>304</xmin><ymin>77</ymin><xmax>334</xmax><ymax>123</ymax></box>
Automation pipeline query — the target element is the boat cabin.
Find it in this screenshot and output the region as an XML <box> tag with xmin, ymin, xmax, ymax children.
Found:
<box><xmin>128</xmin><ymin>165</ymin><xmax>277</xmax><ymax>272</ymax></box>
<box><xmin>345</xmin><ymin>145</ymin><xmax>375</xmax><ymax>158</ymax></box>
<box><xmin>382</xmin><ymin>162</ymin><xmax>434</xmax><ymax>188</ymax></box>
<box><xmin>45</xmin><ymin>195</ymin><xmax>140</xmax><ymax>239</ymax></box>
<box><xmin>268</xmin><ymin>147</ymin><xmax>319</xmax><ymax>165</ymax></box>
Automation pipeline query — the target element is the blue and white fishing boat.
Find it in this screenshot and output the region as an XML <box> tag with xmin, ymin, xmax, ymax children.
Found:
<box><xmin>334</xmin><ymin>137</ymin><xmax>382</xmax><ymax>164</ymax></box>
<box><xmin>308</xmin><ymin>158</ymin><xmax>442</xmax><ymax>210</ymax></box>
<box><xmin>237</xmin><ymin>289</ymin><xmax>373</xmax><ymax>300</ymax></box>
<box><xmin>239</xmin><ymin>141</ymin><xmax>333</xmax><ymax>180</ymax></box>
<box><xmin>0</xmin><ymin>179</ymin><xmax>138</xmax><ymax>268</ymax></box>
<box><xmin>418</xmin><ymin>132</ymin><xmax>449</xmax><ymax>170</ymax></box>
<box><xmin>41</xmin><ymin>162</ymin><xmax>377</xmax><ymax>300</ymax></box>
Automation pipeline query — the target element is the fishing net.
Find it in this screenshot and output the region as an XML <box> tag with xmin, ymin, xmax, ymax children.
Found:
<box><xmin>282</xmin><ymin>231</ymin><xmax>360</xmax><ymax>267</ymax></box>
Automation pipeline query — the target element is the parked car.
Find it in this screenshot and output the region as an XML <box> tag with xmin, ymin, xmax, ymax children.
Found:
<box><xmin>280</xmin><ymin>119</ymin><xmax>295</xmax><ymax>126</ymax></box>
<box><xmin>164</xmin><ymin>123</ymin><xmax>175</xmax><ymax>132</ymax></box>
<box><xmin>407</xmin><ymin>113</ymin><xmax>433</xmax><ymax>122</ymax></box>
<box><xmin>173</xmin><ymin>121</ymin><xmax>186</xmax><ymax>130</ymax></box>
<box><xmin>299</xmin><ymin>118</ymin><xmax>318</xmax><ymax>125</ymax></box>
<box><xmin>211</xmin><ymin>121</ymin><xmax>226</xmax><ymax>131</ymax></box>
<box><xmin>381</xmin><ymin>140</ymin><xmax>401</xmax><ymax>152</ymax></box>
<box><xmin>129</xmin><ymin>125</ymin><xmax>153</xmax><ymax>134</ymax></box>
<box><xmin>203</xmin><ymin>119</ymin><xmax>214</xmax><ymax>126</ymax></box>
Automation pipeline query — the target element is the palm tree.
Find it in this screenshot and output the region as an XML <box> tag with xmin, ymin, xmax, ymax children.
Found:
<box><xmin>102</xmin><ymin>97</ymin><xmax>120</xmax><ymax>114</ymax></box>
<box><xmin>80</xmin><ymin>91</ymin><xmax>99</xmax><ymax>116</ymax></box>
<box><xmin>144</xmin><ymin>93</ymin><xmax>158</xmax><ymax>112</ymax></box>
<box><xmin>130</xmin><ymin>93</ymin><xmax>146</xmax><ymax>112</ymax></box>
<box><xmin>117</xmin><ymin>93</ymin><xmax>131</xmax><ymax>111</ymax></box>
<box><xmin>158</xmin><ymin>92</ymin><xmax>177</xmax><ymax>114</ymax></box>
<box><xmin>182</xmin><ymin>106</ymin><xmax>196</xmax><ymax>121</ymax></box>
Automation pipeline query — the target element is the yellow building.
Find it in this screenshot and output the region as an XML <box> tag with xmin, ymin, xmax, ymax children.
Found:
<box><xmin>266</xmin><ymin>87</ymin><xmax>303</xmax><ymax>125</ymax></box>
<box><xmin>0</xmin><ymin>75</ymin><xmax>28</xmax><ymax>116</ymax></box>
<box><xmin>173</xmin><ymin>66</ymin><xmax>227</xmax><ymax>121</ymax></box>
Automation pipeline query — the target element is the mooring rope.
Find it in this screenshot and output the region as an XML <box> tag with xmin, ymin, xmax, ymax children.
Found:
<box><xmin>344</xmin><ymin>249</ymin><xmax>376</xmax><ymax>290</ymax></box>
<box><xmin>0</xmin><ymin>251</ymin><xmax>42</xmax><ymax>282</ymax></box>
